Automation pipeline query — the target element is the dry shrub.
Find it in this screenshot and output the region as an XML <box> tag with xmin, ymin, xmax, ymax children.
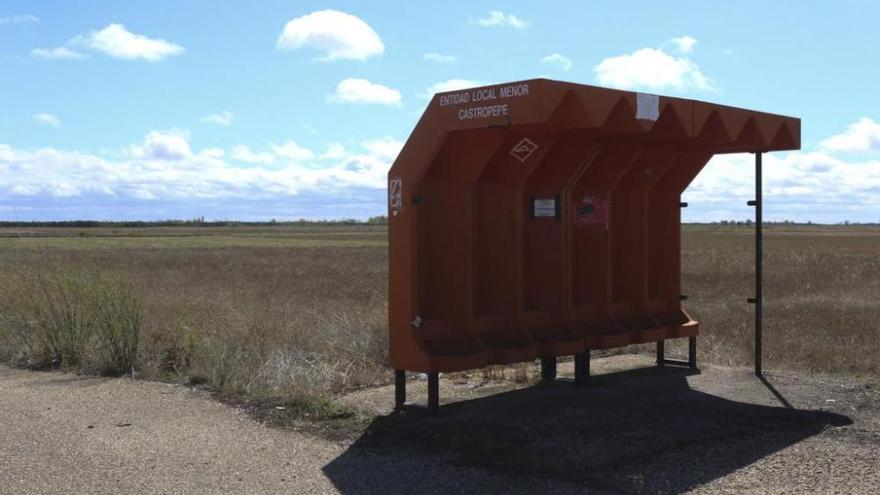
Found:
<box><xmin>187</xmin><ymin>299</ymin><xmax>388</xmax><ymax>399</ymax></box>
<box><xmin>478</xmin><ymin>362</ymin><xmax>535</xmax><ymax>383</ymax></box>
<box><xmin>139</xmin><ymin>322</ymin><xmax>200</xmax><ymax>377</ymax></box>
<box><xmin>0</xmin><ymin>272</ymin><xmax>97</xmax><ymax>369</ymax></box>
<box><xmin>0</xmin><ymin>270</ymin><xmax>143</xmax><ymax>374</ymax></box>
<box><xmin>91</xmin><ymin>280</ymin><xmax>143</xmax><ymax>375</ymax></box>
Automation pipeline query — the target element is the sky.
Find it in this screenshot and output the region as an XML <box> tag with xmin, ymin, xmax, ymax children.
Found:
<box><xmin>0</xmin><ymin>0</ymin><xmax>878</xmax><ymax>223</ymax></box>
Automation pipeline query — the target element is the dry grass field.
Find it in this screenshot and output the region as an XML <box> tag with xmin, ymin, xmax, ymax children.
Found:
<box><xmin>682</xmin><ymin>224</ymin><xmax>880</xmax><ymax>376</ymax></box>
<box><xmin>0</xmin><ymin>223</ymin><xmax>877</xmax><ymax>412</ymax></box>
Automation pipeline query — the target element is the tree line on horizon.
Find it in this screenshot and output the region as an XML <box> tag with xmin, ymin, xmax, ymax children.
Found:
<box><xmin>0</xmin><ymin>216</ymin><xmax>390</xmax><ymax>228</ymax></box>
<box><xmin>0</xmin><ymin>217</ymin><xmax>876</xmax><ymax>228</ymax></box>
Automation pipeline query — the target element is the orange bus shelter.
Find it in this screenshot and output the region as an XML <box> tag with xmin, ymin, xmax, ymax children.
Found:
<box><xmin>388</xmin><ymin>79</ymin><xmax>800</xmax><ymax>410</ymax></box>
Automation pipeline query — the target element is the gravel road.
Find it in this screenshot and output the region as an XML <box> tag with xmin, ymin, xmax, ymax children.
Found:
<box><xmin>2</xmin><ymin>355</ymin><xmax>878</xmax><ymax>494</ymax></box>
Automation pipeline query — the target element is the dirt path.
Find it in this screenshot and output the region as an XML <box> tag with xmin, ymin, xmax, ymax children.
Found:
<box><xmin>2</xmin><ymin>356</ymin><xmax>879</xmax><ymax>494</ymax></box>
<box><xmin>0</xmin><ymin>367</ymin><xmax>580</xmax><ymax>494</ymax></box>
<box><xmin>0</xmin><ymin>367</ymin><xmax>345</xmax><ymax>494</ymax></box>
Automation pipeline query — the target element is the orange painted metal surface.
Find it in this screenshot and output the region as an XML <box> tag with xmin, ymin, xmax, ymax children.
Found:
<box><xmin>388</xmin><ymin>79</ymin><xmax>800</xmax><ymax>373</ymax></box>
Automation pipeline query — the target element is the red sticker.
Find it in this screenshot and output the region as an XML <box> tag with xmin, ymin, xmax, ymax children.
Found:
<box><xmin>573</xmin><ymin>195</ymin><xmax>608</xmax><ymax>226</ymax></box>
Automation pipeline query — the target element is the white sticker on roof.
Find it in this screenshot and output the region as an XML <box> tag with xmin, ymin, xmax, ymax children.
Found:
<box><xmin>636</xmin><ymin>93</ymin><xmax>660</xmax><ymax>121</ymax></box>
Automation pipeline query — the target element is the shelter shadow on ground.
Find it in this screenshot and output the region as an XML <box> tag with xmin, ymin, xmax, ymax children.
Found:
<box><xmin>323</xmin><ymin>365</ymin><xmax>851</xmax><ymax>494</ymax></box>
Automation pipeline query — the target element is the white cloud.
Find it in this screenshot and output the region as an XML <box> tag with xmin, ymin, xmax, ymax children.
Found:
<box><xmin>0</xmin><ymin>131</ymin><xmax>401</xmax><ymax>211</ymax></box>
<box><xmin>594</xmin><ymin>39</ymin><xmax>713</xmax><ymax>91</ymax></box>
<box><xmin>0</xmin><ymin>14</ymin><xmax>38</xmax><ymax>25</ymax></box>
<box><xmin>667</xmin><ymin>35</ymin><xmax>697</xmax><ymax>54</ymax></box>
<box><xmin>30</xmin><ymin>47</ymin><xmax>86</xmax><ymax>60</ymax></box>
<box><xmin>132</xmin><ymin>188</ymin><xmax>156</xmax><ymax>200</ymax></box>
<box><xmin>131</xmin><ymin>129</ymin><xmax>192</xmax><ymax>160</ymax></box>
<box><xmin>11</xmin><ymin>184</ymin><xmax>40</xmax><ymax>196</ymax></box>
<box><xmin>271</xmin><ymin>141</ymin><xmax>314</xmax><ymax>161</ymax></box>
<box><xmin>327</xmin><ymin>78</ymin><xmax>402</xmax><ymax>106</ymax></box>
<box><xmin>4</xmin><ymin>127</ymin><xmax>876</xmax><ymax>222</ymax></box>
<box><xmin>201</xmin><ymin>111</ymin><xmax>234</xmax><ymax>126</ymax></box>
<box><xmin>684</xmin><ymin>149</ymin><xmax>880</xmax><ymax>223</ymax></box>
<box><xmin>201</xmin><ymin>147</ymin><xmax>225</xmax><ymax>159</ymax></box>
<box><xmin>0</xmin><ymin>145</ymin><xmax>108</xmax><ymax>199</ymax></box>
<box><xmin>820</xmin><ymin>117</ymin><xmax>880</xmax><ymax>153</ymax></box>
<box><xmin>276</xmin><ymin>10</ymin><xmax>384</xmax><ymax>62</ymax></box>
<box><xmin>33</xmin><ymin>113</ymin><xmax>61</xmax><ymax>127</ymax></box>
<box><xmin>541</xmin><ymin>53</ymin><xmax>573</xmax><ymax>72</ymax></box>
<box><xmin>423</xmin><ymin>52</ymin><xmax>457</xmax><ymax>64</ymax></box>
<box><xmin>361</xmin><ymin>136</ymin><xmax>403</xmax><ymax>163</ymax></box>
<box><xmin>230</xmin><ymin>145</ymin><xmax>275</xmax><ymax>165</ymax></box>
<box><xmin>9</xmin><ymin>118</ymin><xmax>875</xmax><ymax>222</ymax></box>
<box><xmin>78</xmin><ymin>23</ymin><xmax>184</xmax><ymax>61</ymax></box>
<box><xmin>321</xmin><ymin>142</ymin><xmax>347</xmax><ymax>159</ymax></box>
<box><xmin>421</xmin><ymin>79</ymin><xmax>482</xmax><ymax>99</ymax></box>
<box><xmin>473</xmin><ymin>11</ymin><xmax>530</xmax><ymax>29</ymax></box>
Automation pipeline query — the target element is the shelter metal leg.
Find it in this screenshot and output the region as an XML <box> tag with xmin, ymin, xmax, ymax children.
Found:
<box><xmin>658</xmin><ymin>338</ymin><xmax>696</xmax><ymax>368</ymax></box>
<box><xmin>688</xmin><ymin>336</ymin><xmax>698</xmax><ymax>370</ymax></box>
<box><xmin>394</xmin><ymin>369</ymin><xmax>406</xmax><ymax>410</ymax></box>
<box><xmin>748</xmin><ymin>151</ymin><xmax>764</xmax><ymax>377</ymax></box>
<box><xmin>574</xmin><ymin>351</ymin><xmax>591</xmax><ymax>387</ymax></box>
<box><xmin>427</xmin><ymin>372</ymin><xmax>439</xmax><ymax>412</ymax></box>
<box><xmin>656</xmin><ymin>340</ymin><xmax>665</xmax><ymax>366</ymax></box>
<box><xmin>540</xmin><ymin>357</ymin><xmax>557</xmax><ymax>383</ymax></box>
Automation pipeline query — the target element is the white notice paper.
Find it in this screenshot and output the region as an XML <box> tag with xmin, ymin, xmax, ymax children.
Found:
<box><xmin>533</xmin><ymin>198</ymin><xmax>556</xmax><ymax>218</ymax></box>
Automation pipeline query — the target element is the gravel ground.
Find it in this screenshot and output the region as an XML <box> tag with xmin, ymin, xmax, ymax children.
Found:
<box><xmin>2</xmin><ymin>355</ymin><xmax>878</xmax><ymax>494</ymax></box>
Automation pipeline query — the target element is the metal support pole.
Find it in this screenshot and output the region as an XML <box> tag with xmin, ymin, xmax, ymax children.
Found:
<box><xmin>427</xmin><ymin>372</ymin><xmax>439</xmax><ymax>412</ymax></box>
<box><xmin>540</xmin><ymin>357</ymin><xmax>557</xmax><ymax>383</ymax></box>
<box><xmin>755</xmin><ymin>151</ymin><xmax>763</xmax><ymax>377</ymax></box>
<box><xmin>394</xmin><ymin>369</ymin><xmax>406</xmax><ymax>410</ymax></box>
<box><xmin>748</xmin><ymin>152</ymin><xmax>764</xmax><ymax>377</ymax></box>
<box><xmin>656</xmin><ymin>340</ymin><xmax>665</xmax><ymax>366</ymax></box>
<box><xmin>574</xmin><ymin>351</ymin><xmax>590</xmax><ymax>387</ymax></box>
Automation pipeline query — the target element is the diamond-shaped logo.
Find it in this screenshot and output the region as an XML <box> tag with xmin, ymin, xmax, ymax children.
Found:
<box><xmin>510</xmin><ymin>138</ymin><xmax>538</xmax><ymax>163</ymax></box>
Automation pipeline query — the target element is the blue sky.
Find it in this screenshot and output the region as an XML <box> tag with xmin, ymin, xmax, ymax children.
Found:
<box><xmin>1</xmin><ymin>1</ymin><xmax>878</xmax><ymax>222</ymax></box>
